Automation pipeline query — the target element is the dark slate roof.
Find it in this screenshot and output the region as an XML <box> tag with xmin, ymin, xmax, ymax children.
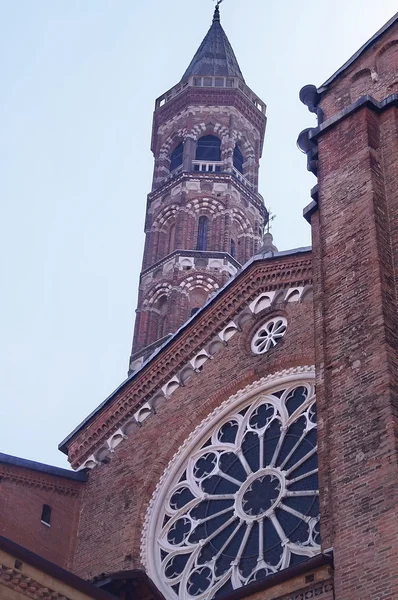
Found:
<box><xmin>318</xmin><ymin>11</ymin><xmax>398</xmax><ymax>93</ymax></box>
<box><xmin>0</xmin><ymin>452</ymin><xmax>87</xmax><ymax>481</ymax></box>
<box><xmin>181</xmin><ymin>5</ymin><xmax>245</xmax><ymax>82</ymax></box>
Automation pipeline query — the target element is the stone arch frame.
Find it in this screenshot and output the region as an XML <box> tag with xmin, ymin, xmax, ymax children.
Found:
<box><xmin>152</xmin><ymin>205</ymin><xmax>179</xmax><ymax>261</ymax></box>
<box><xmin>144</xmin><ymin>283</ymin><xmax>172</xmax><ymax>309</ymax></box>
<box><xmin>143</xmin><ymin>284</ymin><xmax>173</xmax><ymax>346</ymax></box>
<box><xmin>159</xmin><ymin>130</ymin><xmax>187</xmax><ymax>164</ymax></box>
<box><xmin>230</xmin><ymin>130</ymin><xmax>256</xmax><ymax>175</ymax></box>
<box><xmin>155</xmin><ymin>129</ymin><xmax>188</xmax><ymax>185</ymax></box>
<box><xmin>153</xmin><ymin>205</ymin><xmax>179</xmax><ymax>232</ymax></box>
<box><xmin>186</xmin><ymin>196</ymin><xmax>226</xmax><ymax>216</ymax></box>
<box><xmin>179</xmin><ymin>273</ymin><xmax>220</xmax><ymax>295</ymax></box>
<box><xmin>140</xmin><ymin>366</ymin><xmax>317</xmax><ymax>598</ymax></box>
<box><xmin>190</xmin><ymin>121</ymin><xmax>230</xmax><ymax>165</ymax></box>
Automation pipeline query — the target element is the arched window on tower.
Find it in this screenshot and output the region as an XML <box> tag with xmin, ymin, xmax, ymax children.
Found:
<box><xmin>170</xmin><ymin>142</ymin><xmax>183</xmax><ymax>172</ymax></box>
<box><xmin>197</xmin><ymin>216</ymin><xmax>209</xmax><ymax>251</ymax></box>
<box><xmin>230</xmin><ymin>239</ymin><xmax>236</xmax><ymax>257</ymax></box>
<box><xmin>233</xmin><ymin>144</ymin><xmax>244</xmax><ymax>174</ymax></box>
<box><xmin>195</xmin><ymin>135</ymin><xmax>221</xmax><ymax>162</ymax></box>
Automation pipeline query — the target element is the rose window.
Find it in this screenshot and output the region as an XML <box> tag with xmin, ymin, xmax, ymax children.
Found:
<box><xmin>143</xmin><ymin>373</ymin><xmax>319</xmax><ymax>600</ymax></box>
<box><xmin>251</xmin><ymin>317</ymin><xmax>287</xmax><ymax>355</ymax></box>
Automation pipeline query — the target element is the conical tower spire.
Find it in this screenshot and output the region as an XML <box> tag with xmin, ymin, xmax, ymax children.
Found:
<box><xmin>181</xmin><ymin>3</ymin><xmax>245</xmax><ymax>82</ymax></box>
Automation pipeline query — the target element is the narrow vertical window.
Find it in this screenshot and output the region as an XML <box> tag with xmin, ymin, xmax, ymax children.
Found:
<box><xmin>233</xmin><ymin>145</ymin><xmax>244</xmax><ymax>174</ymax></box>
<box><xmin>230</xmin><ymin>239</ymin><xmax>236</xmax><ymax>257</ymax></box>
<box><xmin>41</xmin><ymin>504</ymin><xmax>51</xmax><ymax>526</ymax></box>
<box><xmin>170</xmin><ymin>142</ymin><xmax>183</xmax><ymax>172</ymax></box>
<box><xmin>167</xmin><ymin>222</ymin><xmax>176</xmax><ymax>254</ymax></box>
<box><xmin>197</xmin><ymin>216</ymin><xmax>209</xmax><ymax>251</ymax></box>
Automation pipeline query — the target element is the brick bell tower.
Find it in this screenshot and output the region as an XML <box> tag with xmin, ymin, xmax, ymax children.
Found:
<box><xmin>129</xmin><ymin>4</ymin><xmax>268</xmax><ymax>373</ymax></box>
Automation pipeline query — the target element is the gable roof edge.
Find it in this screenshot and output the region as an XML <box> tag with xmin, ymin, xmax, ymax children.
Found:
<box><xmin>318</xmin><ymin>11</ymin><xmax>398</xmax><ymax>94</ymax></box>
<box><xmin>58</xmin><ymin>247</ymin><xmax>312</xmax><ymax>457</ymax></box>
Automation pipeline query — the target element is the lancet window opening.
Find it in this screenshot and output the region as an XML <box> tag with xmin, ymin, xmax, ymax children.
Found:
<box><xmin>197</xmin><ymin>216</ymin><xmax>209</xmax><ymax>251</ymax></box>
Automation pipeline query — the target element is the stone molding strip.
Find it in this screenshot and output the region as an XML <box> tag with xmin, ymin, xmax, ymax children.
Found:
<box><xmin>0</xmin><ymin>467</ymin><xmax>84</xmax><ymax>497</ymax></box>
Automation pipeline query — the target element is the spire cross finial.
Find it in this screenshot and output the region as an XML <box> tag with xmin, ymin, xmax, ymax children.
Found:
<box><xmin>213</xmin><ymin>0</ymin><xmax>224</xmax><ymax>21</ymax></box>
<box><xmin>266</xmin><ymin>209</ymin><xmax>276</xmax><ymax>234</ymax></box>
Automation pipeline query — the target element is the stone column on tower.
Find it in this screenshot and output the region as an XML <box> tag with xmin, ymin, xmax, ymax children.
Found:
<box><xmin>129</xmin><ymin>4</ymin><xmax>268</xmax><ymax>373</ymax></box>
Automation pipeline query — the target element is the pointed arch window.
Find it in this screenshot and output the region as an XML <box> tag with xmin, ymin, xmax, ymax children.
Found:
<box><xmin>195</xmin><ymin>135</ymin><xmax>221</xmax><ymax>162</ymax></box>
<box><xmin>170</xmin><ymin>142</ymin><xmax>183</xmax><ymax>172</ymax></box>
<box><xmin>233</xmin><ymin>144</ymin><xmax>244</xmax><ymax>174</ymax></box>
<box><xmin>197</xmin><ymin>216</ymin><xmax>209</xmax><ymax>251</ymax></box>
<box><xmin>230</xmin><ymin>238</ymin><xmax>236</xmax><ymax>257</ymax></box>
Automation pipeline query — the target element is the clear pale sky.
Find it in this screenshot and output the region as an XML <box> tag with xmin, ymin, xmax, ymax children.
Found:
<box><xmin>1</xmin><ymin>0</ymin><xmax>396</xmax><ymax>468</ymax></box>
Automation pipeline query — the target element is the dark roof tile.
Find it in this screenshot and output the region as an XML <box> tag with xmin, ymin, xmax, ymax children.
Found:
<box><xmin>181</xmin><ymin>6</ymin><xmax>244</xmax><ymax>81</ymax></box>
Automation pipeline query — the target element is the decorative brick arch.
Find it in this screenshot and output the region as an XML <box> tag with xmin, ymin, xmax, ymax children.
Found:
<box><xmin>144</xmin><ymin>283</ymin><xmax>173</xmax><ymax>308</ymax></box>
<box><xmin>179</xmin><ymin>273</ymin><xmax>220</xmax><ymax>294</ymax></box>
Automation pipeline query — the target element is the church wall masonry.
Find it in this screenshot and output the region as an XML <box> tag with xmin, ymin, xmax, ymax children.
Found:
<box><xmin>0</xmin><ymin>462</ymin><xmax>84</xmax><ymax>569</ymax></box>
<box><xmin>67</xmin><ymin>256</ymin><xmax>315</xmax><ymax>580</ymax></box>
<box><xmin>319</xmin><ymin>21</ymin><xmax>398</xmax><ymax>119</ymax></box>
<box><xmin>303</xmin><ymin>17</ymin><xmax>398</xmax><ymax>600</ymax></box>
<box><xmin>63</xmin><ymin>254</ymin><xmax>313</xmax><ymax>470</ymax></box>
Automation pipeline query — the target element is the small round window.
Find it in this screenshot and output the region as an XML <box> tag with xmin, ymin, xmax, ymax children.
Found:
<box><xmin>251</xmin><ymin>317</ymin><xmax>287</xmax><ymax>354</ymax></box>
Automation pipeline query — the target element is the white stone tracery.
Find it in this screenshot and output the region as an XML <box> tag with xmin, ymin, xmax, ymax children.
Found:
<box><xmin>142</xmin><ymin>367</ymin><xmax>319</xmax><ymax>600</ymax></box>
<box><xmin>251</xmin><ymin>317</ymin><xmax>287</xmax><ymax>355</ymax></box>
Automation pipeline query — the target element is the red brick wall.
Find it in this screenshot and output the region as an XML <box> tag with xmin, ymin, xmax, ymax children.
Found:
<box><xmin>72</xmin><ymin>297</ymin><xmax>314</xmax><ymax>579</ymax></box>
<box><xmin>0</xmin><ymin>465</ymin><xmax>83</xmax><ymax>569</ymax></box>
<box><xmin>320</xmin><ymin>23</ymin><xmax>398</xmax><ymax>118</ymax></box>
<box><xmin>311</xmin><ymin>24</ymin><xmax>398</xmax><ymax>598</ymax></box>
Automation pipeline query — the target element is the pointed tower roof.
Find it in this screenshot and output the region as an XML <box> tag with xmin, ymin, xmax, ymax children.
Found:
<box><xmin>181</xmin><ymin>4</ymin><xmax>245</xmax><ymax>82</ymax></box>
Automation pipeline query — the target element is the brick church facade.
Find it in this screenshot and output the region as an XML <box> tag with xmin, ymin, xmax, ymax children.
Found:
<box><xmin>2</xmin><ymin>6</ymin><xmax>398</xmax><ymax>600</ymax></box>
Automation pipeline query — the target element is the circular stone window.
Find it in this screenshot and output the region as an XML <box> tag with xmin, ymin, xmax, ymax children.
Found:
<box><xmin>142</xmin><ymin>369</ymin><xmax>319</xmax><ymax>600</ymax></box>
<box><xmin>251</xmin><ymin>317</ymin><xmax>287</xmax><ymax>354</ymax></box>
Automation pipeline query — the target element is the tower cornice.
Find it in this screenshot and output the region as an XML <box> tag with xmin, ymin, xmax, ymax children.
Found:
<box><xmin>146</xmin><ymin>171</ymin><xmax>268</xmax><ymax>221</ymax></box>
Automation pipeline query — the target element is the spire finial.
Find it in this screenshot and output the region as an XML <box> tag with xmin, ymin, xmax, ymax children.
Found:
<box><xmin>213</xmin><ymin>0</ymin><xmax>223</xmax><ymax>22</ymax></box>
